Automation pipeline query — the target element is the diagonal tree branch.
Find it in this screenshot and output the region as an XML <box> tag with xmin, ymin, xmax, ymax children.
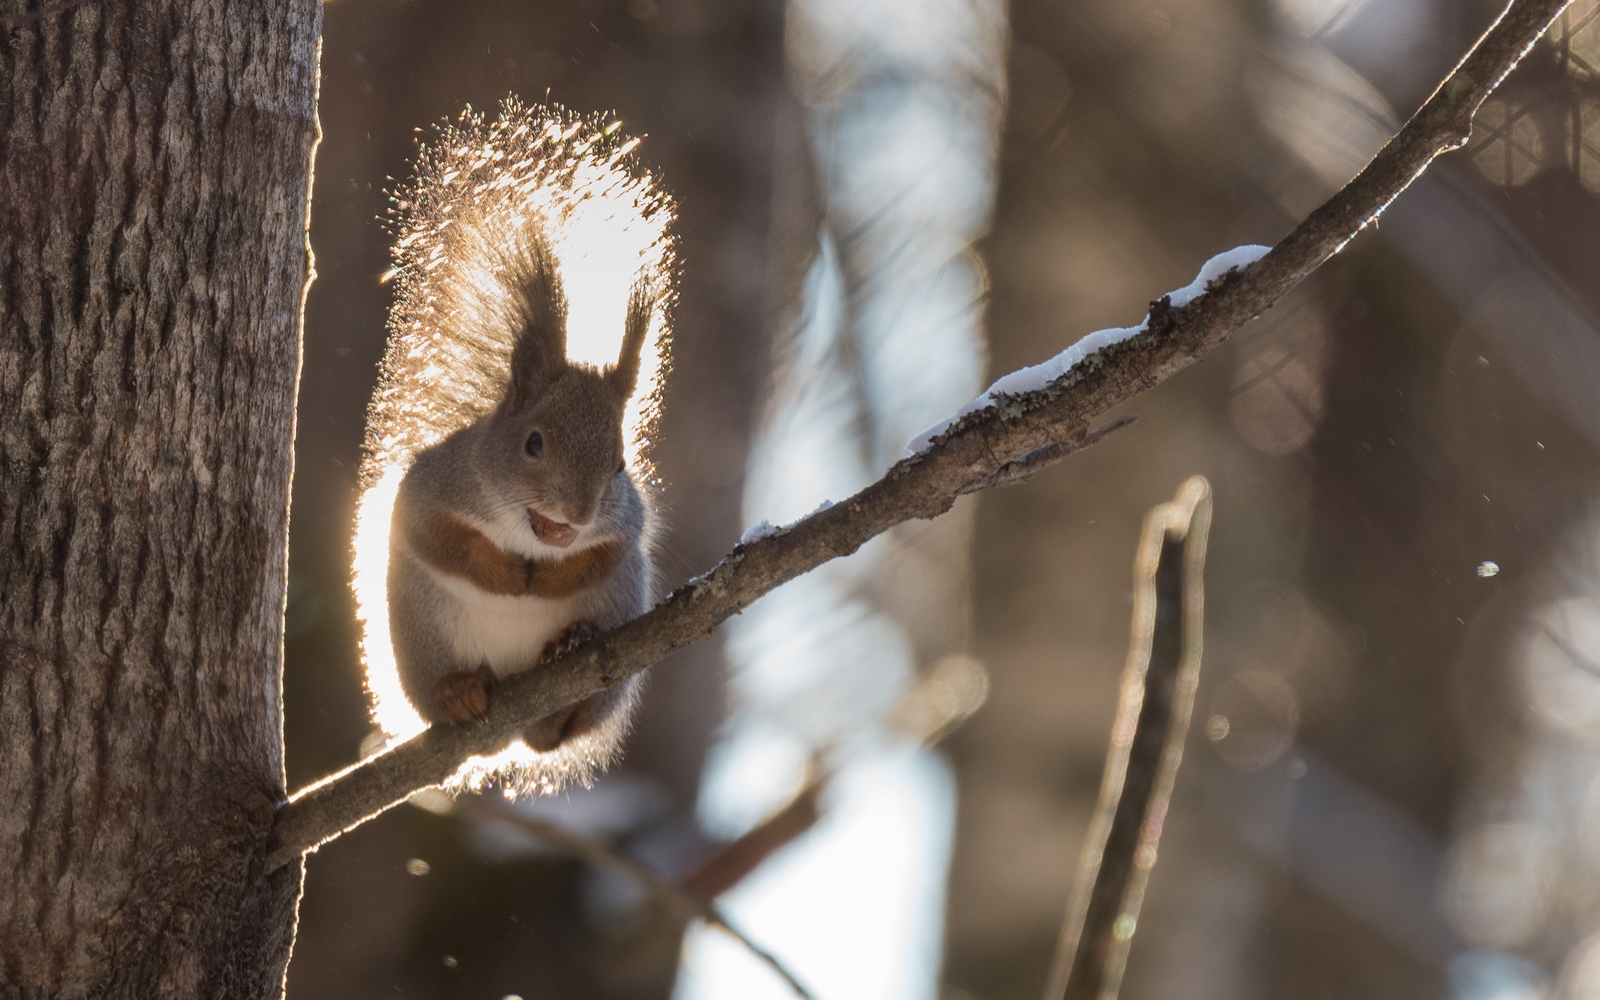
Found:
<box><xmin>267</xmin><ymin>0</ymin><xmax>1572</xmax><ymax>872</ymax></box>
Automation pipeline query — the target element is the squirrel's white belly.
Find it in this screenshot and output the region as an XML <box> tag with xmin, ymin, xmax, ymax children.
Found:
<box><xmin>425</xmin><ymin>566</ymin><xmax>572</xmax><ymax>676</ymax></box>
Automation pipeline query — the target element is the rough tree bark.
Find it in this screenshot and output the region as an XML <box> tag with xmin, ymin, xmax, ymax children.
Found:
<box><xmin>0</xmin><ymin>1</ymin><xmax>321</xmax><ymax>996</ymax></box>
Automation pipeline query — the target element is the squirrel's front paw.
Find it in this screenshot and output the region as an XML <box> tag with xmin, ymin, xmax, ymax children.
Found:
<box><xmin>432</xmin><ymin>665</ymin><xmax>497</xmax><ymax>724</ymax></box>
<box><xmin>541</xmin><ymin>619</ymin><xmax>600</xmax><ymax>661</ymax></box>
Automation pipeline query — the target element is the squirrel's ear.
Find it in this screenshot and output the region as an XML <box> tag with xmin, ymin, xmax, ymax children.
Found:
<box><xmin>606</xmin><ymin>284</ymin><xmax>654</xmax><ymax>399</ymax></box>
<box><xmin>504</xmin><ymin>247</ymin><xmax>568</xmax><ymax>411</ymax></box>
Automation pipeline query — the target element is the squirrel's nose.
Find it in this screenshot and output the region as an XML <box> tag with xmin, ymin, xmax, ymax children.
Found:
<box><xmin>562</xmin><ymin>506</ymin><xmax>596</xmax><ymax>528</ymax></box>
<box><xmin>563</xmin><ymin>493</ymin><xmax>602</xmax><ymax>527</ymax></box>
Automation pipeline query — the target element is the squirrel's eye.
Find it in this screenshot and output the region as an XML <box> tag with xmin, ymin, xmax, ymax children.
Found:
<box><xmin>524</xmin><ymin>431</ymin><xmax>544</xmax><ymax>458</ymax></box>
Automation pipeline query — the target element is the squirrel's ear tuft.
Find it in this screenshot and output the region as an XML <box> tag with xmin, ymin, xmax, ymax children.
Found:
<box><xmin>503</xmin><ymin>245</ymin><xmax>568</xmax><ymax>411</ymax></box>
<box><xmin>606</xmin><ymin>284</ymin><xmax>653</xmax><ymax>399</ymax></box>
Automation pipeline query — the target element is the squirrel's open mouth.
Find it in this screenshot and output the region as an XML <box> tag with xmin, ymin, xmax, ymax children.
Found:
<box><xmin>528</xmin><ymin>508</ymin><xmax>579</xmax><ymax>548</ymax></box>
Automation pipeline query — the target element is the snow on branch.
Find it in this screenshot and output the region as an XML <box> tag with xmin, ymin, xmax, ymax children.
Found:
<box><xmin>907</xmin><ymin>245</ymin><xmax>1271</xmax><ymax>453</ymax></box>
<box><xmin>266</xmin><ymin>0</ymin><xmax>1574</xmax><ymax>872</ymax></box>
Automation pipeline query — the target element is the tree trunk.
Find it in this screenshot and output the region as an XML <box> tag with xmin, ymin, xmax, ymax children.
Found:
<box><xmin>0</xmin><ymin>1</ymin><xmax>320</xmax><ymax>996</ymax></box>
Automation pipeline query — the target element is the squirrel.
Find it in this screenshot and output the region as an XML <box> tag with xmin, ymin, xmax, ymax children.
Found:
<box><xmin>351</xmin><ymin>99</ymin><xmax>676</xmax><ymax>795</ymax></box>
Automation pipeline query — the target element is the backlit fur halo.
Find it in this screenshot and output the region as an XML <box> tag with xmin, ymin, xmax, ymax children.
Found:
<box><xmin>353</xmin><ymin>99</ymin><xmax>676</xmax><ymax>757</ymax></box>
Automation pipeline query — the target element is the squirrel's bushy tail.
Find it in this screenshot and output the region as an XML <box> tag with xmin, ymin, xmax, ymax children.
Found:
<box><xmin>354</xmin><ymin>99</ymin><xmax>676</xmax><ymax>743</ymax></box>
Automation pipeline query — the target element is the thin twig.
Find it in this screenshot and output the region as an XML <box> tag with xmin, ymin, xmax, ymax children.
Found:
<box><xmin>677</xmin><ymin>655</ymin><xmax>988</xmax><ymax>900</ymax></box>
<box><xmin>1043</xmin><ymin>477</ymin><xmax>1212</xmax><ymax>1000</ymax></box>
<box><xmin>456</xmin><ymin>795</ymin><xmax>818</xmax><ymax>1000</ymax></box>
<box><xmin>266</xmin><ymin>0</ymin><xmax>1573</xmax><ymax>871</ymax></box>
<box><xmin>679</xmin><ymin>779</ymin><xmax>824</xmax><ymax>902</ymax></box>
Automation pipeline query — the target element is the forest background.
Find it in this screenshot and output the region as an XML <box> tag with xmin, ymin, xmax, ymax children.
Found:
<box><xmin>21</xmin><ymin>0</ymin><xmax>1596</xmax><ymax>996</ymax></box>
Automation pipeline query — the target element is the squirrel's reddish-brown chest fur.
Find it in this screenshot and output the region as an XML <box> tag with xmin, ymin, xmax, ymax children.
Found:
<box><xmin>408</xmin><ymin>511</ymin><xmax>623</xmax><ymax>599</ymax></box>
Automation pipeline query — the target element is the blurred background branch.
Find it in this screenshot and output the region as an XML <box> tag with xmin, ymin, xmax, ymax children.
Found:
<box><xmin>1045</xmin><ymin>477</ymin><xmax>1212</xmax><ymax>1000</ymax></box>
<box><xmin>449</xmin><ymin>794</ymin><xmax>819</xmax><ymax>1000</ymax></box>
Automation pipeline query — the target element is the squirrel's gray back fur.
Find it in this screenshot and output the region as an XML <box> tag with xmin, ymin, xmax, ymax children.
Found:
<box><xmin>353</xmin><ymin>99</ymin><xmax>676</xmax><ymax>795</ymax></box>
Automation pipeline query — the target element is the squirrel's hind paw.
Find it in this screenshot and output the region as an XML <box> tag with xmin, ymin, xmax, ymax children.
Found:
<box><xmin>432</xmin><ymin>665</ymin><xmax>497</xmax><ymax>724</ymax></box>
<box><xmin>523</xmin><ymin>699</ymin><xmax>594</xmax><ymax>752</ymax></box>
<box><xmin>522</xmin><ymin>622</ymin><xmax>602</xmax><ymax>751</ymax></box>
